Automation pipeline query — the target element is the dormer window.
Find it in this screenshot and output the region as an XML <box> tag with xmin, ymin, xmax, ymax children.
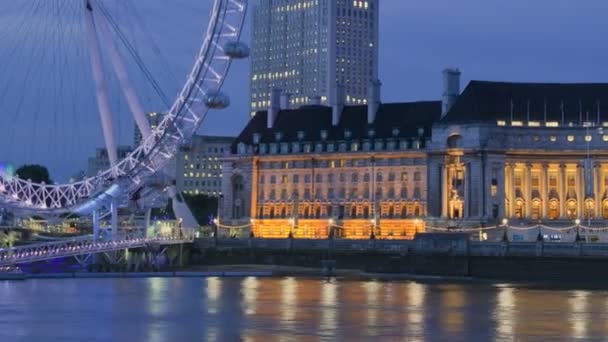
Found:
<box><xmin>344</xmin><ymin>129</ymin><xmax>352</xmax><ymax>139</ymax></box>
<box><xmin>274</xmin><ymin>132</ymin><xmax>283</xmax><ymax>141</ymax></box>
<box><xmin>253</xmin><ymin>133</ymin><xmax>261</xmax><ymax>144</ymax></box>
<box><xmin>392</xmin><ymin>128</ymin><xmax>400</xmax><ymax>137</ymax></box>
<box><xmin>368</xmin><ymin>128</ymin><xmax>376</xmax><ymax>138</ymax></box>
<box><xmin>297</xmin><ymin>131</ymin><xmax>305</xmax><ymax>140</ymax></box>
<box><xmin>320</xmin><ymin>130</ymin><xmax>328</xmax><ymax>140</ymax></box>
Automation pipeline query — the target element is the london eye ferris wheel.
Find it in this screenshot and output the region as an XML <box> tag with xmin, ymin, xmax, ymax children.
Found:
<box><xmin>0</xmin><ymin>0</ymin><xmax>249</xmax><ymax>216</ymax></box>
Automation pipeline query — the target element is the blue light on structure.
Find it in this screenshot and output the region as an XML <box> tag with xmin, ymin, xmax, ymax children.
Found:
<box><xmin>0</xmin><ymin>162</ymin><xmax>14</xmax><ymax>181</ymax></box>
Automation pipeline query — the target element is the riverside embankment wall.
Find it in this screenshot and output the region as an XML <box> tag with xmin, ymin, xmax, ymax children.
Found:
<box><xmin>192</xmin><ymin>235</ymin><xmax>608</xmax><ymax>282</ymax></box>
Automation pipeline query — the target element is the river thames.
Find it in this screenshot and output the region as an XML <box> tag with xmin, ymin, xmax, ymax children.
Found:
<box><xmin>0</xmin><ymin>277</ymin><xmax>607</xmax><ymax>341</ymax></box>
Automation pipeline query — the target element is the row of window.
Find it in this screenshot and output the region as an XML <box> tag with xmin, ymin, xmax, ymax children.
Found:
<box><xmin>260</xmin><ymin>187</ymin><xmax>422</xmax><ymax>201</ymax></box>
<box><xmin>261</xmin><ymin>171</ymin><xmax>422</xmax><ymax>184</ymax></box>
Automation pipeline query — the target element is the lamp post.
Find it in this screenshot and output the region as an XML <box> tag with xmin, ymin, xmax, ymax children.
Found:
<box><xmin>501</xmin><ymin>218</ymin><xmax>509</xmax><ymax>242</ymax></box>
<box><xmin>575</xmin><ymin>218</ymin><xmax>582</xmax><ymax>242</ymax></box>
<box><xmin>328</xmin><ymin>218</ymin><xmax>336</xmax><ymax>239</ymax></box>
<box><xmin>288</xmin><ymin>217</ymin><xmax>295</xmax><ymax>238</ymax></box>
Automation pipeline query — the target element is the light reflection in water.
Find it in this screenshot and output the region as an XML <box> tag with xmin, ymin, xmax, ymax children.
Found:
<box><xmin>320</xmin><ymin>280</ymin><xmax>338</xmax><ymax>335</ymax></box>
<box><xmin>405</xmin><ymin>282</ymin><xmax>426</xmax><ymax>339</ymax></box>
<box><xmin>363</xmin><ymin>280</ymin><xmax>381</xmax><ymax>328</ymax></box>
<box><xmin>207</xmin><ymin>277</ymin><xmax>221</xmax><ymax>314</ymax></box>
<box><xmin>441</xmin><ymin>284</ymin><xmax>465</xmax><ymax>333</ymax></box>
<box><xmin>1</xmin><ymin>278</ymin><xmax>608</xmax><ymax>341</ymax></box>
<box><xmin>494</xmin><ymin>284</ymin><xmax>515</xmax><ymax>338</ymax></box>
<box><xmin>241</xmin><ymin>277</ymin><xmax>259</xmax><ymax>315</ymax></box>
<box><xmin>145</xmin><ymin>279</ymin><xmax>170</xmax><ymax>342</ymax></box>
<box><xmin>281</xmin><ymin>277</ymin><xmax>297</xmax><ymax>331</ymax></box>
<box><xmin>569</xmin><ymin>290</ymin><xmax>589</xmax><ymax>339</ymax></box>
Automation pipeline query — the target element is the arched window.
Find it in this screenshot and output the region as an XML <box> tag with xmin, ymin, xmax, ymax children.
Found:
<box><xmin>269</xmin><ymin>207</ymin><xmax>275</xmax><ymax>219</ymax></box>
<box><xmin>388</xmin><ymin>206</ymin><xmax>395</xmax><ymax>218</ymax></box>
<box><xmin>280</xmin><ymin>207</ymin><xmax>286</xmax><ymax>218</ymax></box>
<box><xmin>401</xmin><ymin>205</ymin><xmax>408</xmax><ymax>218</ymax></box>
<box><xmin>350</xmin><ymin>206</ymin><xmax>357</xmax><ymax>218</ymax></box>
<box><xmin>363</xmin><ymin>206</ymin><xmax>370</xmax><ymax>219</ymax></box>
<box><xmin>315</xmin><ymin>207</ymin><xmax>321</xmax><ymax>219</ymax></box>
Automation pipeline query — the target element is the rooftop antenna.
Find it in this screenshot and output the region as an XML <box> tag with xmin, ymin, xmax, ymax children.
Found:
<box><xmin>510</xmin><ymin>99</ymin><xmax>514</xmax><ymax>122</ymax></box>
<box><xmin>543</xmin><ymin>98</ymin><xmax>547</xmax><ymax>123</ymax></box>
<box><xmin>597</xmin><ymin>100</ymin><xmax>601</xmax><ymax>125</ymax></box>
<box><xmin>526</xmin><ymin>100</ymin><xmax>530</xmax><ymax>122</ymax></box>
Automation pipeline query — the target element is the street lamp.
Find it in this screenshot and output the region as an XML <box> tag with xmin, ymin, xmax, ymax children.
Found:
<box><xmin>575</xmin><ymin>218</ymin><xmax>583</xmax><ymax>242</ymax></box>
<box><xmin>328</xmin><ymin>218</ymin><xmax>335</xmax><ymax>239</ymax></box>
<box><xmin>501</xmin><ymin>218</ymin><xmax>509</xmax><ymax>242</ymax></box>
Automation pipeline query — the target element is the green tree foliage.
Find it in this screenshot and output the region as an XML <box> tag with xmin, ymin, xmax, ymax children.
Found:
<box><xmin>15</xmin><ymin>164</ymin><xmax>52</xmax><ymax>184</ymax></box>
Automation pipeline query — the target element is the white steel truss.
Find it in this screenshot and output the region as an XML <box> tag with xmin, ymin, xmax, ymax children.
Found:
<box><xmin>0</xmin><ymin>0</ymin><xmax>248</xmax><ymax>215</ymax></box>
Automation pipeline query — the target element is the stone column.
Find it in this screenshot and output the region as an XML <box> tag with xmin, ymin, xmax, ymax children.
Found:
<box><xmin>542</xmin><ymin>163</ymin><xmax>549</xmax><ymax>219</ymax></box>
<box><xmin>577</xmin><ymin>163</ymin><xmax>584</xmax><ymax>218</ymax></box>
<box><xmin>250</xmin><ymin>158</ymin><xmax>259</xmax><ymax>219</ymax></box>
<box><xmin>464</xmin><ymin>163</ymin><xmax>470</xmax><ymax>218</ymax></box>
<box><xmin>497</xmin><ymin>163</ymin><xmax>506</xmax><ymax>219</ymax></box>
<box><xmin>595</xmin><ymin>163</ymin><xmax>602</xmax><ymax>218</ymax></box>
<box><xmin>525</xmin><ymin>163</ymin><xmax>532</xmax><ymax>219</ymax></box>
<box><xmin>441</xmin><ymin>164</ymin><xmax>448</xmax><ymax>218</ymax></box>
<box><xmin>559</xmin><ymin>163</ymin><xmax>567</xmax><ymax>219</ymax></box>
<box><xmin>508</xmin><ymin>163</ymin><xmax>516</xmax><ymax>218</ymax></box>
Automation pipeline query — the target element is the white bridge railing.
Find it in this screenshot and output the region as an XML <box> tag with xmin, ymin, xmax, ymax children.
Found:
<box><xmin>0</xmin><ymin>229</ymin><xmax>195</xmax><ymax>267</ymax></box>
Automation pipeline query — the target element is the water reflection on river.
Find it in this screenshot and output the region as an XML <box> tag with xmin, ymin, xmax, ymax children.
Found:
<box><xmin>1</xmin><ymin>277</ymin><xmax>607</xmax><ymax>341</ymax></box>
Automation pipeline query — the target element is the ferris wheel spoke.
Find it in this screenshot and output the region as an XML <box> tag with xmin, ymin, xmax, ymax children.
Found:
<box><xmin>90</xmin><ymin>0</ymin><xmax>151</xmax><ymax>142</ymax></box>
<box><xmin>83</xmin><ymin>0</ymin><xmax>118</xmax><ymax>168</ymax></box>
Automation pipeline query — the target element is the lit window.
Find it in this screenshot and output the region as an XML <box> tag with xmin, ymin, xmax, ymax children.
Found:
<box><xmin>528</xmin><ymin>121</ymin><xmax>540</xmax><ymax>127</ymax></box>
<box><xmin>603</xmin><ymin>135</ymin><xmax>608</xmax><ymax>142</ymax></box>
<box><xmin>567</xmin><ymin>135</ymin><xmax>575</xmax><ymax>142</ymax></box>
<box><xmin>533</xmin><ymin>136</ymin><xmax>540</xmax><ymax>141</ymax></box>
<box><xmin>511</xmin><ymin>121</ymin><xmax>523</xmax><ymax>127</ymax></box>
<box><xmin>585</xmin><ymin>135</ymin><xmax>592</xmax><ymax>142</ymax></box>
<box><xmin>550</xmin><ymin>136</ymin><xmax>557</xmax><ymax>142</ymax></box>
<box><xmin>546</xmin><ymin>122</ymin><xmax>559</xmax><ymax>127</ymax></box>
<box><xmin>497</xmin><ymin>120</ymin><xmax>506</xmax><ymax>126</ymax></box>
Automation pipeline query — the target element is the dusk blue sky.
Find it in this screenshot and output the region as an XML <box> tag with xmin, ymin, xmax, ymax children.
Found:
<box><xmin>2</xmin><ymin>0</ymin><xmax>608</xmax><ymax>181</ymax></box>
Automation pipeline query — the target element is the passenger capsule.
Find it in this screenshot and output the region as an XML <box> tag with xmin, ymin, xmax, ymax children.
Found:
<box><xmin>224</xmin><ymin>41</ymin><xmax>250</xmax><ymax>59</ymax></box>
<box><xmin>204</xmin><ymin>91</ymin><xmax>231</xmax><ymax>109</ymax></box>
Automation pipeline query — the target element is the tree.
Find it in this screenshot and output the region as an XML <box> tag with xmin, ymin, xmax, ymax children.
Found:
<box><xmin>15</xmin><ymin>164</ymin><xmax>52</xmax><ymax>184</ymax></box>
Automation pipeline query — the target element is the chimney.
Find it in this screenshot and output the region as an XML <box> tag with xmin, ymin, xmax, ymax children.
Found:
<box><xmin>267</xmin><ymin>88</ymin><xmax>281</xmax><ymax>128</ymax></box>
<box><xmin>280</xmin><ymin>92</ymin><xmax>291</xmax><ymax>110</ymax></box>
<box><xmin>442</xmin><ymin>68</ymin><xmax>461</xmax><ymax>118</ymax></box>
<box><xmin>331</xmin><ymin>84</ymin><xmax>345</xmax><ymax>126</ymax></box>
<box><xmin>367</xmin><ymin>79</ymin><xmax>382</xmax><ymax>124</ymax></box>
<box><xmin>309</xmin><ymin>95</ymin><xmax>321</xmax><ymax>106</ymax></box>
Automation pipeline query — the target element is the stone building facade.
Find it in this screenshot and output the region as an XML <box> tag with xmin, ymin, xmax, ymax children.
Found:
<box><xmin>223</xmin><ymin>70</ymin><xmax>608</xmax><ymax>239</ymax></box>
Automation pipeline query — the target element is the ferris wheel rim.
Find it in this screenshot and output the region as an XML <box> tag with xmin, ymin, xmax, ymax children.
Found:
<box><xmin>0</xmin><ymin>0</ymin><xmax>248</xmax><ymax>214</ymax></box>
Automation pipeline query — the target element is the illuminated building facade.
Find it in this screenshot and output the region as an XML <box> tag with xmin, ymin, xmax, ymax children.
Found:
<box><xmin>250</xmin><ymin>0</ymin><xmax>379</xmax><ymax>115</ymax></box>
<box><xmin>224</xmin><ymin>70</ymin><xmax>608</xmax><ymax>239</ymax></box>
<box><xmin>175</xmin><ymin>135</ymin><xmax>234</xmax><ymax>196</ymax></box>
<box><xmin>428</xmin><ymin>77</ymin><xmax>608</xmax><ymax>227</ymax></box>
<box><xmin>224</xmin><ymin>80</ymin><xmax>434</xmax><ymax>239</ymax></box>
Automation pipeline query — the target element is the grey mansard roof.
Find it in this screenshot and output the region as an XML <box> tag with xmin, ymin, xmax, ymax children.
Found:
<box><xmin>441</xmin><ymin>80</ymin><xmax>608</xmax><ymax>124</ymax></box>
<box><xmin>232</xmin><ymin>101</ymin><xmax>441</xmax><ymax>153</ymax></box>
